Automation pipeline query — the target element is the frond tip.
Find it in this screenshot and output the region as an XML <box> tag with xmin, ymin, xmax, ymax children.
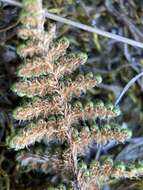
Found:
<box><xmin>20</xmin><ymin>0</ymin><xmax>44</xmax><ymax>30</ymax></box>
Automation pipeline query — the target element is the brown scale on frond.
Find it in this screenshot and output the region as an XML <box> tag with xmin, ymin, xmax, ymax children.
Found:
<box><xmin>17</xmin><ymin>78</ymin><xmax>94</xmax><ymax>101</ymax></box>
<box><xmin>71</xmin><ymin>106</ymin><xmax>116</xmax><ymax>122</ymax></box>
<box><xmin>17</xmin><ymin>37</ymin><xmax>69</xmax><ymax>77</ymax></box>
<box><xmin>73</xmin><ymin>127</ymin><xmax>130</xmax><ymax>155</ymax></box>
<box><xmin>79</xmin><ymin>160</ymin><xmax>113</xmax><ymax>190</ymax></box>
<box><xmin>84</xmin><ymin>106</ymin><xmax>116</xmax><ymax>119</ymax></box>
<box><xmin>20</xmin><ymin>26</ymin><xmax>55</xmax><ymax>46</ymax></box>
<box><xmin>18</xmin><ymin>25</ymin><xmax>56</xmax><ymax>58</ymax></box>
<box><xmin>13</xmin><ymin>98</ymin><xmax>63</xmax><ymax>121</ymax></box>
<box><xmin>78</xmin><ymin>162</ymin><xmax>100</xmax><ymax>190</ymax></box>
<box><xmin>10</xmin><ymin>120</ymin><xmax>48</xmax><ymax>150</ymax></box>
<box><xmin>112</xmin><ymin>168</ymin><xmax>133</xmax><ymax>179</ymax></box>
<box><xmin>61</xmin><ymin>77</ymin><xmax>98</xmax><ymax>100</ymax></box>
<box><xmin>99</xmin><ymin>161</ymin><xmax>114</xmax><ymax>181</ymax></box>
<box><xmin>91</xmin><ymin>127</ymin><xmax>130</xmax><ymax>145</ymax></box>
<box><xmin>48</xmin><ymin>38</ymin><xmax>70</xmax><ymax>61</ymax></box>
<box><xmin>79</xmin><ymin>159</ymin><xmax>143</xmax><ymax>190</ymax></box>
<box><xmin>102</xmin><ymin>129</ymin><xmax>130</xmax><ymax>144</ymax></box>
<box><xmin>95</xmin><ymin>130</ymin><xmax>127</xmax><ymax>144</ymax></box>
<box><xmin>29</xmin><ymin>36</ymin><xmax>70</xmax><ymax>64</ymax></box>
<box><xmin>17</xmin><ymin>41</ymin><xmax>45</xmax><ymax>57</ymax></box>
<box><xmin>17</xmin><ymin>56</ymin><xmax>54</xmax><ymax>78</ymax></box>
<box><xmin>12</xmin><ymin>78</ymin><xmax>57</xmax><ymax>97</ymax></box>
<box><xmin>54</xmin><ymin>53</ymin><xmax>87</xmax><ymax>78</ymax></box>
<box><xmin>21</xmin><ymin>14</ymin><xmax>44</xmax><ymax>30</ymax></box>
<box><xmin>10</xmin><ymin>119</ymin><xmax>67</xmax><ymax>150</ymax></box>
<box><xmin>73</xmin><ymin>129</ymin><xmax>92</xmax><ymax>154</ymax></box>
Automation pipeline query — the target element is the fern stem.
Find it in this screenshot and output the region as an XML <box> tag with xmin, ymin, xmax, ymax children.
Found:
<box><xmin>67</xmin><ymin>128</ymin><xmax>81</xmax><ymax>190</ymax></box>
<box><xmin>63</xmin><ymin>101</ymin><xmax>81</xmax><ymax>190</ymax></box>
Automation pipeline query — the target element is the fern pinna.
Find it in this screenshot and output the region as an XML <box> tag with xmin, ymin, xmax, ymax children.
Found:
<box><xmin>8</xmin><ymin>0</ymin><xmax>143</xmax><ymax>190</ymax></box>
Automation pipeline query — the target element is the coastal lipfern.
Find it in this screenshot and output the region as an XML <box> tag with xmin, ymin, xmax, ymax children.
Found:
<box><xmin>7</xmin><ymin>0</ymin><xmax>139</xmax><ymax>189</ymax></box>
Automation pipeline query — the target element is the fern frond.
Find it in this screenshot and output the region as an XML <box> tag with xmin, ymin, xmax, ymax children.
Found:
<box><xmin>8</xmin><ymin>0</ymin><xmax>134</xmax><ymax>189</ymax></box>
<box><xmin>112</xmin><ymin>161</ymin><xmax>143</xmax><ymax>179</ymax></box>
<box><xmin>61</xmin><ymin>74</ymin><xmax>102</xmax><ymax>100</ymax></box>
<box><xmin>12</xmin><ymin>77</ymin><xmax>57</xmax><ymax>97</ymax></box>
<box><xmin>73</xmin><ymin>124</ymin><xmax>132</xmax><ymax>154</ymax></box>
<box><xmin>13</xmin><ymin>98</ymin><xmax>63</xmax><ymax>121</ymax></box>
<box><xmin>9</xmin><ymin>120</ymin><xmax>48</xmax><ymax>150</ymax></box>
<box><xmin>12</xmin><ymin>72</ymin><xmax>100</xmax><ymax>99</ymax></box>
<box><xmin>15</xmin><ymin>37</ymin><xmax>71</xmax><ymax>85</ymax></box>
<box><xmin>79</xmin><ymin>158</ymin><xmax>143</xmax><ymax>190</ymax></box>
<box><xmin>17</xmin><ymin>56</ymin><xmax>54</xmax><ymax>78</ymax></box>
<box><xmin>9</xmin><ymin>119</ymin><xmax>66</xmax><ymax>150</ymax></box>
<box><xmin>71</xmin><ymin>100</ymin><xmax>120</xmax><ymax>122</ymax></box>
<box><xmin>54</xmin><ymin>53</ymin><xmax>87</xmax><ymax>78</ymax></box>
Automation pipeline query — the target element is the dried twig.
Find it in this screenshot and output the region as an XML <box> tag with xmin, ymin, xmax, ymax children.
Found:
<box><xmin>115</xmin><ymin>71</ymin><xmax>143</xmax><ymax>106</ymax></box>
<box><xmin>44</xmin><ymin>12</ymin><xmax>143</xmax><ymax>49</ymax></box>
<box><xmin>0</xmin><ymin>0</ymin><xmax>22</xmax><ymax>7</ymax></box>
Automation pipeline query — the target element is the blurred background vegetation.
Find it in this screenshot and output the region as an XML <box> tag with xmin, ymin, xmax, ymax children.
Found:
<box><xmin>0</xmin><ymin>0</ymin><xmax>143</xmax><ymax>189</ymax></box>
